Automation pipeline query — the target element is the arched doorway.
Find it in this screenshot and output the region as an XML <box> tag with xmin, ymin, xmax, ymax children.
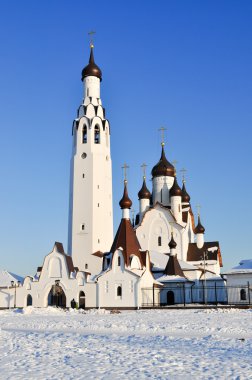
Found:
<box><xmin>48</xmin><ymin>283</ymin><xmax>66</xmax><ymax>308</ymax></box>
<box><xmin>167</xmin><ymin>291</ymin><xmax>175</xmax><ymax>305</ymax></box>
<box><xmin>27</xmin><ymin>294</ymin><xmax>32</xmax><ymax>306</ymax></box>
<box><xmin>79</xmin><ymin>291</ymin><xmax>85</xmax><ymax>309</ymax></box>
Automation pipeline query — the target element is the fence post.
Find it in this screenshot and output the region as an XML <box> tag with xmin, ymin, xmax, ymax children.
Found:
<box><xmin>215</xmin><ymin>283</ymin><xmax>217</xmax><ymax>306</ymax></box>
<box><xmin>248</xmin><ymin>282</ymin><xmax>251</xmax><ymax>305</ymax></box>
<box><xmin>183</xmin><ymin>284</ymin><xmax>186</xmax><ymax>307</ymax></box>
<box><xmin>152</xmin><ymin>284</ymin><xmax>155</xmax><ymax>307</ymax></box>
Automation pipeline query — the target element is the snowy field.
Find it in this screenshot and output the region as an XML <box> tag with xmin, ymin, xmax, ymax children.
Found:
<box><xmin>0</xmin><ymin>307</ymin><xmax>252</xmax><ymax>380</ymax></box>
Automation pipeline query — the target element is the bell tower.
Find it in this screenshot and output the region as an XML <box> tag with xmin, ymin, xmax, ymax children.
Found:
<box><xmin>68</xmin><ymin>42</ymin><xmax>113</xmax><ymax>274</ymax></box>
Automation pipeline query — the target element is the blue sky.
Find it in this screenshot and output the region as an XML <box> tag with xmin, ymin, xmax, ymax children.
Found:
<box><xmin>0</xmin><ymin>0</ymin><xmax>251</xmax><ymax>276</ymax></box>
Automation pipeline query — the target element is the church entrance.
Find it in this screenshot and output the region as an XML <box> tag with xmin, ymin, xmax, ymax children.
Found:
<box><xmin>167</xmin><ymin>291</ymin><xmax>175</xmax><ymax>305</ymax></box>
<box><xmin>48</xmin><ymin>282</ymin><xmax>66</xmax><ymax>308</ymax></box>
<box><xmin>79</xmin><ymin>291</ymin><xmax>85</xmax><ymax>309</ymax></box>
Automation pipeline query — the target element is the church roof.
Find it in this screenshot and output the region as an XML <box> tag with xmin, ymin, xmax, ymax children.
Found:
<box><xmin>168</xmin><ymin>234</ymin><xmax>177</xmax><ymax>249</ymax></box>
<box><xmin>111</xmin><ymin>219</ymin><xmax>144</xmax><ymax>267</ymax></box>
<box><xmin>81</xmin><ymin>46</ymin><xmax>102</xmax><ymax>81</ymax></box>
<box><xmin>181</xmin><ymin>182</ymin><xmax>190</xmax><ymax>203</ymax></box>
<box><xmin>169</xmin><ymin>176</ymin><xmax>182</xmax><ymax>197</ymax></box>
<box><xmin>119</xmin><ymin>181</ymin><xmax>132</xmax><ymax>209</ymax></box>
<box><xmin>151</xmin><ymin>145</ymin><xmax>175</xmax><ymax>178</ymax></box>
<box><xmin>138</xmin><ymin>178</ymin><xmax>151</xmax><ymax>200</ymax></box>
<box><xmin>187</xmin><ymin>242</ymin><xmax>223</xmax><ymax>267</ymax></box>
<box><xmin>164</xmin><ymin>254</ymin><xmax>186</xmax><ymax>278</ymax></box>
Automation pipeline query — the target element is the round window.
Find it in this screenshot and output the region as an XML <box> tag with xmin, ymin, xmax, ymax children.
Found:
<box><xmin>81</xmin><ymin>153</ymin><xmax>87</xmax><ymax>159</ymax></box>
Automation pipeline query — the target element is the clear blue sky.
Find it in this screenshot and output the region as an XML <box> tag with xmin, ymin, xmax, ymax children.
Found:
<box><xmin>0</xmin><ymin>0</ymin><xmax>251</xmax><ymax>276</ymax></box>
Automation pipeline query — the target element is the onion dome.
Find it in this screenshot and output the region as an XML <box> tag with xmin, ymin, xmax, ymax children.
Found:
<box><xmin>151</xmin><ymin>145</ymin><xmax>175</xmax><ymax>178</ymax></box>
<box><xmin>138</xmin><ymin>178</ymin><xmax>151</xmax><ymax>200</ymax></box>
<box><xmin>194</xmin><ymin>215</ymin><xmax>205</xmax><ymax>234</ymax></box>
<box><xmin>170</xmin><ymin>177</ymin><xmax>182</xmax><ymax>197</ymax></box>
<box><xmin>119</xmin><ymin>181</ymin><xmax>132</xmax><ymax>209</ymax></box>
<box><xmin>168</xmin><ymin>233</ymin><xmax>177</xmax><ymax>249</ymax></box>
<box><xmin>81</xmin><ymin>46</ymin><xmax>102</xmax><ymax>81</ymax></box>
<box><xmin>181</xmin><ymin>182</ymin><xmax>190</xmax><ymax>203</ymax></box>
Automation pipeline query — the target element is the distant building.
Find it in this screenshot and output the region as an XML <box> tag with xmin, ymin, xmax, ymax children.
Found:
<box><xmin>224</xmin><ymin>260</ymin><xmax>252</xmax><ymax>304</ymax></box>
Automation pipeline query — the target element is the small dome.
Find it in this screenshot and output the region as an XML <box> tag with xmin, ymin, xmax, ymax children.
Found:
<box><xmin>194</xmin><ymin>216</ymin><xmax>205</xmax><ymax>234</ymax></box>
<box><xmin>119</xmin><ymin>181</ymin><xmax>132</xmax><ymax>209</ymax></box>
<box><xmin>169</xmin><ymin>234</ymin><xmax>177</xmax><ymax>249</ymax></box>
<box><xmin>81</xmin><ymin>46</ymin><xmax>102</xmax><ymax>81</ymax></box>
<box><xmin>151</xmin><ymin>145</ymin><xmax>175</xmax><ymax>178</ymax></box>
<box><xmin>170</xmin><ymin>177</ymin><xmax>182</xmax><ymax>197</ymax></box>
<box><xmin>138</xmin><ymin>178</ymin><xmax>151</xmax><ymax>200</ymax></box>
<box><xmin>181</xmin><ymin>182</ymin><xmax>190</xmax><ymax>203</ymax></box>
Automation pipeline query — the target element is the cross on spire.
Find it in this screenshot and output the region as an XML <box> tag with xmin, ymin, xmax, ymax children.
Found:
<box><xmin>122</xmin><ymin>163</ymin><xmax>129</xmax><ymax>182</ymax></box>
<box><xmin>88</xmin><ymin>31</ymin><xmax>96</xmax><ymax>48</ymax></box>
<box><xmin>158</xmin><ymin>127</ymin><xmax>167</xmax><ymax>146</ymax></box>
<box><xmin>196</xmin><ymin>204</ymin><xmax>201</xmax><ymax>217</ymax></box>
<box><xmin>141</xmin><ymin>163</ymin><xmax>147</xmax><ymax>179</ymax></box>
<box><xmin>180</xmin><ymin>168</ymin><xmax>187</xmax><ymax>183</ymax></box>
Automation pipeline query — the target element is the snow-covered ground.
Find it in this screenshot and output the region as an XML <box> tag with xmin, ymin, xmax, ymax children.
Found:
<box><xmin>0</xmin><ymin>307</ymin><xmax>252</xmax><ymax>379</ymax></box>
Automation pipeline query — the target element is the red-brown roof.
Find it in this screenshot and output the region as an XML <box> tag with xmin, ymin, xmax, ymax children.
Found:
<box><xmin>187</xmin><ymin>242</ymin><xmax>223</xmax><ymax>267</ymax></box>
<box><xmin>164</xmin><ymin>255</ymin><xmax>185</xmax><ymax>277</ymax></box>
<box><xmin>111</xmin><ymin>219</ymin><xmax>144</xmax><ymax>267</ymax></box>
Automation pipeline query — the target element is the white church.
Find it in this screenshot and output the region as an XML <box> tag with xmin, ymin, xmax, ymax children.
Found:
<box><xmin>0</xmin><ymin>43</ymin><xmax>225</xmax><ymax>309</ymax></box>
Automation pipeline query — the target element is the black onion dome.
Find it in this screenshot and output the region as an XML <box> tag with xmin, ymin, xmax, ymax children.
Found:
<box><xmin>81</xmin><ymin>46</ymin><xmax>102</xmax><ymax>81</ymax></box>
<box><xmin>151</xmin><ymin>145</ymin><xmax>175</xmax><ymax>178</ymax></box>
<box><xmin>119</xmin><ymin>181</ymin><xmax>132</xmax><ymax>209</ymax></box>
<box><xmin>181</xmin><ymin>182</ymin><xmax>190</xmax><ymax>203</ymax></box>
<box><xmin>194</xmin><ymin>216</ymin><xmax>205</xmax><ymax>234</ymax></box>
<box><xmin>169</xmin><ymin>234</ymin><xmax>177</xmax><ymax>249</ymax></box>
<box><xmin>170</xmin><ymin>177</ymin><xmax>182</xmax><ymax>197</ymax></box>
<box><xmin>138</xmin><ymin>178</ymin><xmax>151</xmax><ymax>200</ymax></box>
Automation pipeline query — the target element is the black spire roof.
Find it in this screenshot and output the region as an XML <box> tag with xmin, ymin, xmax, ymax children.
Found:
<box><xmin>181</xmin><ymin>182</ymin><xmax>190</xmax><ymax>203</ymax></box>
<box><xmin>119</xmin><ymin>181</ymin><xmax>132</xmax><ymax>209</ymax></box>
<box><xmin>168</xmin><ymin>233</ymin><xmax>177</xmax><ymax>250</ymax></box>
<box><xmin>81</xmin><ymin>46</ymin><xmax>102</xmax><ymax>81</ymax></box>
<box><xmin>138</xmin><ymin>178</ymin><xmax>151</xmax><ymax>200</ymax></box>
<box><xmin>170</xmin><ymin>177</ymin><xmax>182</xmax><ymax>197</ymax></box>
<box><xmin>194</xmin><ymin>215</ymin><xmax>205</xmax><ymax>234</ymax></box>
<box><xmin>151</xmin><ymin>145</ymin><xmax>175</xmax><ymax>178</ymax></box>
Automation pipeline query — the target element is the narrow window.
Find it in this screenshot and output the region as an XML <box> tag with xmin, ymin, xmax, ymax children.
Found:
<box><xmin>118</xmin><ymin>256</ymin><xmax>121</xmax><ymax>266</ymax></box>
<box><xmin>82</xmin><ymin>174</ymin><xmax>85</xmax><ymax>178</ymax></box>
<box><xmin>82</xmin><ymin>126</ymin><xmax>87</xmax><ymax>143</ymax></box>
<box><xmin>117</xmin><ymin>286</ymin><xmax>122</xmax><ymax>297</ymax></box>
<box><xmin>94</xmin><ymin>125</ymin><xmax>100</xmax><ymax>144</ymax></box>
<box><xmin>98</xmin><ymin>203</ymin><xmax>99</xmax><ymax>207</ymax></box>
<box><xmin>158</xmin><ymin>236</ymin><xmax>162</xmax><ymax>246</ymax></box>
<box><xmin>27</xmin><ymin>294</ymin><xmax>32</xmax><ymax>306</ymax></box>
<box><xmin>98</xmin><ymin>239</ymin><xmax>100</xmax><ymax>243</ymax></box>
<box><xmin>85</xmin><ymin>263</ymin><xmax>88</xmax><ymax>269</ymax></box>
<box><xmin>81</xmin><ymin>224</ymin><xmax>85</xmax><ymax>231</ymax></box>
<box><xmin>240</xmin><ymin>289</ymin><xmax>247</xmax><ymax>301</ymax></box>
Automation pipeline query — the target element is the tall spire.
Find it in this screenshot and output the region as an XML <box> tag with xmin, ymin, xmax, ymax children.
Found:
<box><xmin>119</xmin><ymin>180</ymin><xmax>132</xmax><ymax>210</ymax></box>
<box><xmin>151</xmin><ymin>145</ymin><xmax>175</xmax><ymax>178</ymax></box>
<box><xmin>194</xmin><ymin>215</ymin><xmax>205</xmax><ymax>234</ymax></box>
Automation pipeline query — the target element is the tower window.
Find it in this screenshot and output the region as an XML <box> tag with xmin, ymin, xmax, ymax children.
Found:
<box><xmin>158</xmin><ymin>236</ymin><xmax>162</xmax><ymax>246</ymax></box>
<box><xmin>82</xmin><ymin>126</ymin><xmax>87</xmax><ymax>143</ymax></box>
<box><xmin>117</xmin><ymin>286</ymin><xmax>122</xmax><ymax>297</ymax></box>
<box><xmin>118</xmin><ymin>256</ymin><xmax>121</xmax><ymax>266</ymax></box>
<box><xmin>98</xmin><ymin>239</ymin><xmax>100</xmax><ymax>243</ymax></box>
<box><xmin>98</xmin><ymin>203</ymin><xmax>99</xmax><ymax>207</ymax></box>
<box><xmin>240</xmin><ymin>289</ymin><xmax>247</xmax><ymax>301</ymax></box>
<box><xmin>85</xmin><ymin>263</ymin><xmax>88</xmax><ymax>269</ymax></box>
<box><xmin>94</xmin><ymin>125</ymin><xmax>100</xmax><ymax>144</ymax></box>
<box><xmin>81</xmin><ymin>224</ymin><xmax>85</xmax><ymax>231</ymax></box>
<box><xmin>82</xmin><ymin>174</ymin><xmax>85</xmax><ymax>178</ymax></box>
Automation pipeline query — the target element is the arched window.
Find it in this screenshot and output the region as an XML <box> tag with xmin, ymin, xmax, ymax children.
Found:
<box><xmin>118</xmin><ymin>256</ymin><xmax>121</xmax><ymax>266</ymax></box>
<box><xmin>82</xmin><ymin>126</ymin><xmax>87</xmax><ymax>143</ymax></box>
<box><xmin>240</xmin><ymin>289</ymin><xmax>247</xmax><ymax>301</ymax></box>
<box><xmin>158</xmin><ymin>236</ymin><xmax>162</xmax><ymax>246</ymax></box>
<box><xmin>27</xmin><ymin>294</ymin><xmax>32</xmax><ymax>306</ymax></box>
<box><xmin>117</xmin><ymin>286</ymin><xmax>122</xmax><ymax>297</ymax></box>
<box><xmin>94</xmin><ymin>125</ymin><xmax>100</xmax><ymax>144</ymax></box>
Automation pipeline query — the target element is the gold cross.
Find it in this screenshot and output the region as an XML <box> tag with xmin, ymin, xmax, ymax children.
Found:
<box><xmin>122</xmin><ymin>163</ymin><xmax>129</xmax><ymax>182</ymax></box>
<box><xmin>158</xmin><ymin>127</ymin><xmax>167</xmax><ymax>146</ymax></box>
<box><xmin>180</xmin><ymin>168</ymin><xmax>187</xmax><ymax>183</ymax></box>
<box><xmin>88</xmin><ymin>31</ymin><xmax>96</xmax><ymax>48</ymax></box>
<box><xmin>196</xmin><ymin>204</ymin><xmax>201</xmax><ymax>217</ymax></box>
<box><xmin>141</xmin><ymin>163</ymin><xmax>147</xmax><ymax>179</ymax></box>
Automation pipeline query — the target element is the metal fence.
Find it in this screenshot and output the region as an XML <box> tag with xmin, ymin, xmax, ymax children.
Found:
<box><xmin>141</xmin><ymin>283</ymin><xmax>252</xmax><ymax>307</ymax></box>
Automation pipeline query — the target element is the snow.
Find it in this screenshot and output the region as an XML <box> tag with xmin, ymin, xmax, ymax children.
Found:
<box><xmin>0</xmin><ymin>308</ymin><xmax>252</xmax><ymax>379</ymax></box>
<box><xmin>0</xmin><ymin>270</ymin><xmax>24</xmax><ymax>287</ymax></box>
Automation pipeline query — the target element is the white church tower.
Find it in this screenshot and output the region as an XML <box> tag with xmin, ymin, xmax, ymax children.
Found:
<box><xmin>68</xmin><ymin>43</ymin><xmax>113</xmax><ymax>274</ymax></box>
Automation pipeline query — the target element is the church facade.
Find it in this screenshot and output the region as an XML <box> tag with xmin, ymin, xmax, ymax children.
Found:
<box><xmin>0</xmin><ymin>43</ymin><xmax>226</xmax><ymax>309</ymax></box>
